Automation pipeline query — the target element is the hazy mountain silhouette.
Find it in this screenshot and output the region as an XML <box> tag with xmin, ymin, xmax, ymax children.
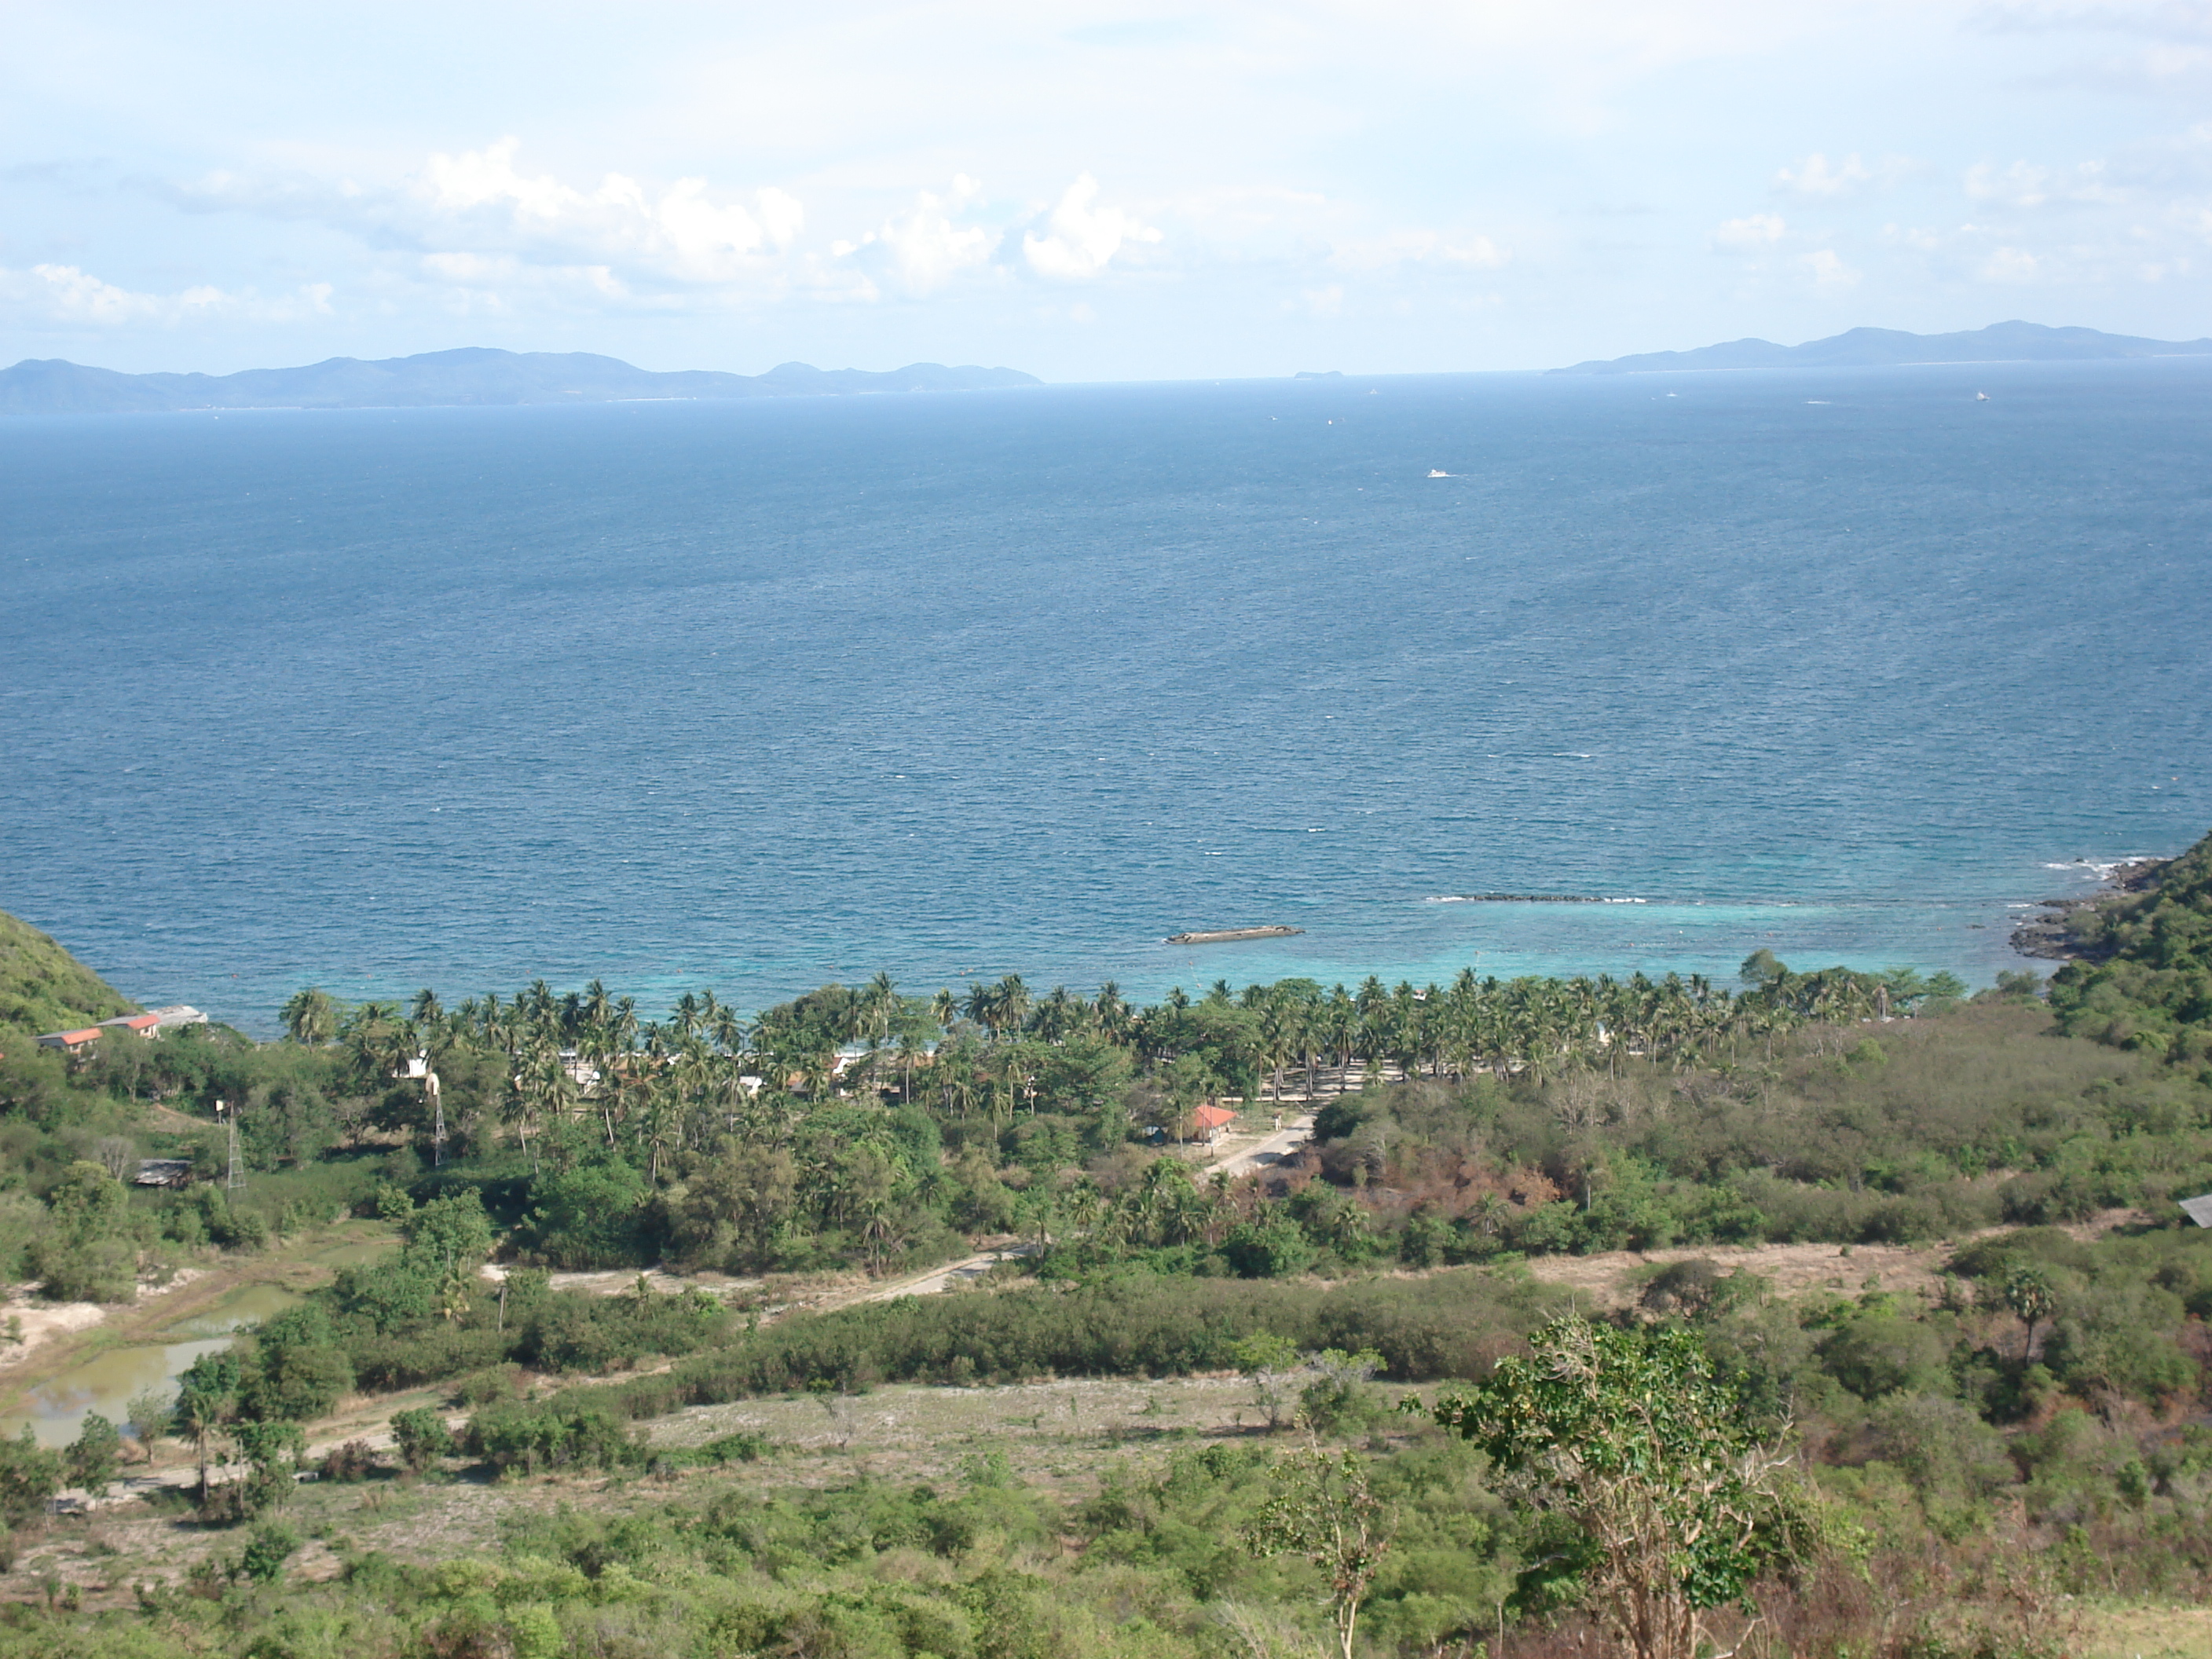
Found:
<box><xmin>0</xmin><ymin>346</ymin><xmax>1041</xmax><ymax>413</ymax></box>
<box><xmin>1552</xmin><ymin>320</ymin><xmax>2212</xmax><ymax>375</ymax></box>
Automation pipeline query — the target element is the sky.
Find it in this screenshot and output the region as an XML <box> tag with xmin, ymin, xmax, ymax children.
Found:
<box><xmin>2</xmin><ymin>2</ymin><xmax>2209</xmax><ymax>381</ymax></box>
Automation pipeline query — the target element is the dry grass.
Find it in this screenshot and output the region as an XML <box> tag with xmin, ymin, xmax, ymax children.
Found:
<box><xmin>0</xmin><ymin>1372</ymin><xmax>1283</xmax><ymax>1610</ymax></box>
<box><xmin>2072</xmin><ymin>1601</ymin><xmax>2212</xmax><ymax>1659</ymax></box>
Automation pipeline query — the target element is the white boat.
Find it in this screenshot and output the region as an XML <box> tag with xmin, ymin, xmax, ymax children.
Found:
<box><xmin>1426</xmin><ymin>468</ymin><xmax>1452</xmax><ymax>478</ymax></box>
<box><xmin>1976</xmin><ymin>391</ymin><xmax>1990</xmax><ymax>401</ymax></box>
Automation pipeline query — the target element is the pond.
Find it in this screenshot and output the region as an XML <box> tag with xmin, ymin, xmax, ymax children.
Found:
<box><xmin>0</xmin><ymin>1280</ymin><xmax>304</xmax><ymax>1448</ymax></box>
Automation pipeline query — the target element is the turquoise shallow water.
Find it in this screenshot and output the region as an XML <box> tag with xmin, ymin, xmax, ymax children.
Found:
<box><xmin>3</xmin><ymin>360</ymin><xmax>2209</xmax><ymax>1029</ymax></box>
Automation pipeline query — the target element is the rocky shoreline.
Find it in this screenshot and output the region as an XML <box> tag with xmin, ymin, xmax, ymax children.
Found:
<box><xmin>2008</xmin><ymin>857</ymin><xmax>2170</xmax><ymax>961</ymax></box>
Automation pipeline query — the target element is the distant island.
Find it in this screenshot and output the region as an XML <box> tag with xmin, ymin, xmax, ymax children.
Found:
<box><xmin>1551</xmin><ymin>319</ymin><xmax>2212</xmax><ymax>375</ymax></box>
<box><xmin>0</xmin><ymin>346</ymin><xmax>1041</xmax><ymax>415</ymax></box>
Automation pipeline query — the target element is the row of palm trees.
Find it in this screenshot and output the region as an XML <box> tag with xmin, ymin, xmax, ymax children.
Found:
<box><xmin>282</xmin><ymin>954</ymin><xmax>1919</xmax><ymax>1174</ymax></box>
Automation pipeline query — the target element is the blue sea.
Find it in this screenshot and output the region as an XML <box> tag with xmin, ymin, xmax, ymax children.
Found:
<box><xmin>5</xmin><ymin>359</ymin><xmax>2210</xmax><ymax>1034</ymax></box>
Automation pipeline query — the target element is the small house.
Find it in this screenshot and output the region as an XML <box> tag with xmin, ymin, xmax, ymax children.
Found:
<box><xmin>35</xmin><ymin>1027</ymin><xmax>102</xmax><ymax>1056</ymax></box>
<box><xmin>148</xmin><ymin>1005</ymin><xmax>207</xmax><ymax>1030</ymax></box>
<box><xmin>1192</xmin><ymin>1103</ymin><xmax>1237</xmax><ymax>1145</ymax></box>
<box><xmin>98</xmin><ymin>1013</ymin><xmax>163</xmax><ymax>1039</ymax></box>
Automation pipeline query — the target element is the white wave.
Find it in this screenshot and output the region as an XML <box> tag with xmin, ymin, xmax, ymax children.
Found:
<box><xmin>2042</xmin><ymin>857</ymin><xmax>2153</xmax><ymax>880</ymax></box>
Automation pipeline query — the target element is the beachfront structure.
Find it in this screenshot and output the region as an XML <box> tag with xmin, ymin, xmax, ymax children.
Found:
<box><xmin>35</xmin><ymin>1027</ymin><xmax>103</xmax><ymax>1055</ymax></box>
<box><xmin>1192</xmin><ymin>1103</ymin><xmax>1237</xmax><ymax>1145</ymax></box>
<box><xmin>98</xmin><ymin>1013</ymin><xmax>163</xmax><ymax>1038</ymax></box>
<box><xmin>148</xmin><ymin>1005</ymin><xmax>207</xmax><ymax>1029</ymax></box>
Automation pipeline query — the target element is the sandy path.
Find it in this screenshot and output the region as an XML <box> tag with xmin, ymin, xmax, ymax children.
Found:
<box><xmin>1203</xmin><ymin>1111</ymin><xmax>1315</xmax><ymax>1179</ymax></box>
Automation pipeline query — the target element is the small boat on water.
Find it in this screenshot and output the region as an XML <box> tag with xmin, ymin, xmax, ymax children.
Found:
<box><xmin>1976</xmin><ymin>391</ymin><xmax>1990</xmax><ymax>401</ymax></box>
<box><xmin>1426</xmin><ymin>469</ymin><xmax>1452</xmax><ymax>478</ymax></box>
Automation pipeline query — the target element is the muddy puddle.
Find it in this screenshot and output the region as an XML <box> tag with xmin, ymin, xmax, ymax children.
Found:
<box><xmin>0</xmin><ymin>1280</ymin><xmax>305</xmax><ymax>1448</ymax></box>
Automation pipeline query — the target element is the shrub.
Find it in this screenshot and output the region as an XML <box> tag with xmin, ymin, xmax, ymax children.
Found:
<box><xmin>237</xmin><ymin>1520</ymin><xmax>301</xmax><ymax>1583</ymax></box>
<box><xmin>0</xmin><ymin>1429</ymin><xmax>60</xmax><ymax>1528</ymax></box>
<box><xmin>64</xmin><ymin>1412</ymin><xmax>121</xmax><ymax>1494</ymax></box>
<box><xmin>319</xmin><ymin>1439</ymin><xmax>379</xmax><ymax>1481</ymax></box>
<box><xmin>390</xmin><ymin>1408</ymin><xmax>453</xmax><ymax>1474</ymax></box>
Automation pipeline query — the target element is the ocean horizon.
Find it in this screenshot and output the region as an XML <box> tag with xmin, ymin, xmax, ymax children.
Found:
<box><xmin>5</xmin><ymin>358</ymin><xmax>2209</xmax><ymax>1033</ymax></box>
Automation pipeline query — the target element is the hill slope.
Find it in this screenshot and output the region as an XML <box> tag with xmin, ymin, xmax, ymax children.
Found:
<box><xmin>0</xmin><ymin>908</ymin><xmax>137</xmax><ymax>1038</ymax></box>
<box><xmin>2048</xmin><ymin>826</ymin><xmax>2212</xmax><ymax>1060</ymax></box>
<box><xmin>0</xmin><ymin>348</ymin><xmax>1042</xmax><ymax>415</ymax></box>
<box><xmin>1551</xmin><ymin>320</ymin><xmax>2212</xmax><ymax>375</ymax></box>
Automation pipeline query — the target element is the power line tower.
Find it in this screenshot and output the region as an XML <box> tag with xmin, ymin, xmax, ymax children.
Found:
<box><xmin>217</xmin><ymin>1099</ymin><xmax>244</xmax><ymax>1193</ymax></box>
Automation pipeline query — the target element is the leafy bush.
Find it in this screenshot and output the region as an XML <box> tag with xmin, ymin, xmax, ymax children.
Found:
<box><xmin>236</xmin><ymin>1520</ymin><xmax>301</xmax><ymax>1583</ymax></box>
<box><xmin>390</xmin><ymin>1408</ymin><xmax>453</xmax><ymax>1473</ymax></box>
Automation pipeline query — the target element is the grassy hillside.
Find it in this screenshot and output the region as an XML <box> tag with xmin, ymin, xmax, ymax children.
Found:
<box><xmin>0</xmin><ymin>906</ymin><xmax>136</xmax><ymax>1040</ymax></box>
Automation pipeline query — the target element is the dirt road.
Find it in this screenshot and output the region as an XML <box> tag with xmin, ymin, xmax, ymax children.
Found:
<box><xmin>1201</xmin><ymin>1111</ymin><xmax>1314</xmax><ymax>1179</ymax></box>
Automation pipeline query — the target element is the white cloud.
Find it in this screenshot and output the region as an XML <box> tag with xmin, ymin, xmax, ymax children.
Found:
<box><xmin>1801</xmin><ymin>247</ymin><xmax>1860</xmax><ymax>286</ymax></box>
<box><xmin>1965</xmin><ymin>158</ymin><xmax>2117</xmax><ymax>207</ymax></box>
<box><xmin>415</xmin><ymin>137</ymin><xmax>798</xmax><ymax>284</ymax></box>
<box><xmin>1777</xmin><ymin>152</ymin><xmax>1873</xmax><ymax>196</ymax></box>
<box><xmin>1021</xmin><ymin>174</ymin><xmax>1161</xmax><ymax>280</ymax></box>
<box><xmin>1</xmin><ymin>263</ymin><xmax>331</xmax><ymax>327</ymax></box>
<box><xmin>837</xmin><ymin>176</ymin><xmax>994</xmax><ymax>295</ymax></box>
<box><xmin>174</xmin><ymin>138</ymin><xmax>808</xmax><ymax>295</ymax></box>
<box><xmin>1712</xmin><ymin>212</ymin><xmax>1787</xmax><ymax>249</ymax></box>
<box><xmin>1981</xmin><ymin>244</ymin><xmax>2043</xmax><ymax>281</ymax></box>
<box><xmin>1328</xmin><ymin>229</ymin><xmax>1508</xmax><ymax>272</ymax></box>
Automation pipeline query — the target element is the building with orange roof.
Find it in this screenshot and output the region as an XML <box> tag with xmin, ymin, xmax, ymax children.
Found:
<box><xmin>1192</xmin><ymin>1103</ymin><xmax>1237</xmax><ymax>1144</ymax></box>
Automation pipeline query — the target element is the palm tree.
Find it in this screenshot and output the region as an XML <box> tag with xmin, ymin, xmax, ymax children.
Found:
<box><xmin>894</xmin><ymin>1030</ymin><xmax>925</xmax><ymax>1102</ymax></box>
<box><xmin>672</xmin><ymin>991</ymin><xmax>703</xmax><ymax>1040</ymax></box>
<box><xmin>1093</xmin><ymin>981</ymin><xmax>1132</xmax><ymax>1045</ymax></box>
<box><xmin>962</xmin><ymin>981</ymin><xmax>997</xmax><ymax>1039</ymax></box>
<box><xmin>996</xmin><ymin>974</ymin><xmax>1033</xmax><ymax>1038</ymax></box>
<box><xmin>280</xmin><ymin>987</ymin><xmax>340</xmax><ymax>1047</ymax></box>
<box><xmin>862</xmin><ymin>972</ymin><xmax>899</xmax><ymax>1046</ymax></box>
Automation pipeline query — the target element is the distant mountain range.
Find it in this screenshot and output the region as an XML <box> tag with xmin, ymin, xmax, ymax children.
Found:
<box><xmin>0</xmin><ymin>347</ymin><xmax>1042</xmax><ymax>414</ymax></box>
<box><xmin>1552</xmin><ymin>320</ymin><xmax>2212</xmax><ymax>375</ymax></box>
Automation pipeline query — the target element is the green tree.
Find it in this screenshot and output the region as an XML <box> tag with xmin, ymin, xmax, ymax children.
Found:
<box><xmin>1243</xmin><ymin>1442</ymin><xmax>1396</xmax><ymax>1659</ymax></box>
<box><xmin>2004</xmin><ymin>1263</ymin><xmax>2057</xmax><ymax>1365</ymax></box>
<box><xmin>238</xmin><ymin>1303</ymin><xmax>354</xmax><ymax>1423</ymax></box>
<box><xmin>64</xmin><ymin>1412</ymin><xmax>121</xmax><ymax>1495</ymax></box>
<box><xmin>1424</xmin><ymin>1313</ymin><xmax>1800</xmax><ymax>1659</ymax></box>
<box><xmin>391</xmin><ymin>1408</ymin><xmax>453</xmax><ymax>1473</ymax></box>
<box><xmin>237</xmin><ymin>1520</ymin><xmax>301</xmax><ymax>1582</ymax></box>
<box><xmin>231</xmin><ymin>1419</ymin><xmax>306</xmax><ymax>1517</ymax></box>
<box><xmin>0</xmin><ymin>1429</ymin><xmax>61</xmax><ymax>1529</ymax></box>
<box><xmin>280</xmin><ymin>987</ymin><xmax>342</xmax><ymax>1046</ymax></box>
<box><xmin>171</xmin><ymin>1350</ymin><xmax>240</xmax><ymax>1505</ymax></box>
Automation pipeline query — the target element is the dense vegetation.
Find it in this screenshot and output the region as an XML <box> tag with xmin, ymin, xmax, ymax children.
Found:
<box><xmin>8</xmin><ymin>1216</ymin><xmax>2212</xmax><ymax>1656</ymax></box>
<box><xmin>2051</xmin><ymin>825</ymin><xmax>2212</xmax><ymax>1061</ymax></box>
<box><xmin>9</xmin><ymin>828</ymin><xmax>2212</xmax><ymax>1655</ymax></box>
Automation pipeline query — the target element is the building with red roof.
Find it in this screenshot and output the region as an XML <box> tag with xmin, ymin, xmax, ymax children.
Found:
<box><xmin>1192</xmin><ymin>1103</ymin><xmax>1237</xmax><ymax>1144</ymax></box>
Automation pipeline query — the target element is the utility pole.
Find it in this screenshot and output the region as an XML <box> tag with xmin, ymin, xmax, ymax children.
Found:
<box><xmin>428</xmin><ymin>1064</ymin><xmax>446</xmax><ymax>1168</ymax></box>
<box><xmin>217</xmin><ymin>1099</ymin><xmax>244</xmax><ymax>1193</ymax></box>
